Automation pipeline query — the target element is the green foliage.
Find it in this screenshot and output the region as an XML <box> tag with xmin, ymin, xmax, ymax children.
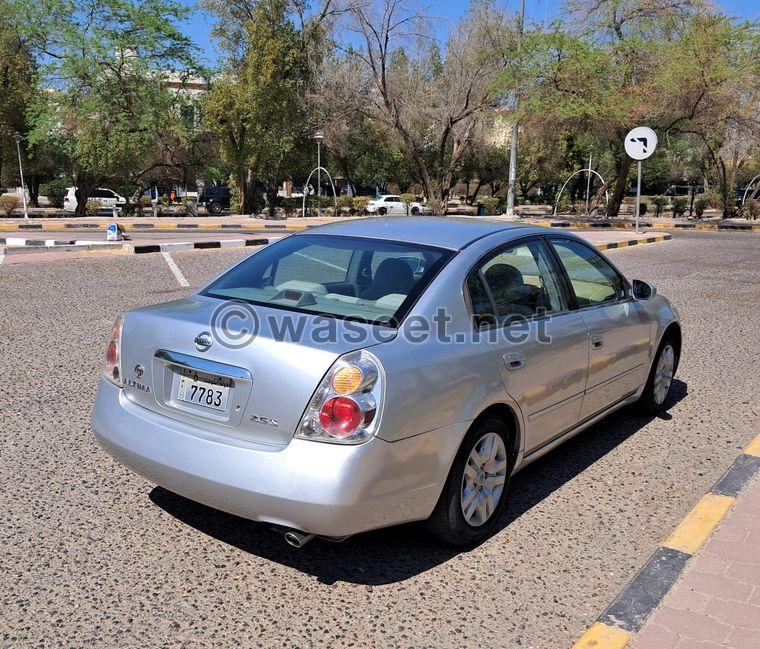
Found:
<box><xmin>651</xmin><ymin>195</ymin><xmax>668</xmax><ymax>217</ymax></box>
<box><xmin>352</xmin><ymin>196</ymin><xmax>370</xmax><ymax>214</ymax></box>
<box><xmin>744</xmin><ymin>199</ymin><xmax>760</xmax><ymax>220</ymax></box>
<box><xmin>694</xmin><ymin>196</ymin><xmax>708</xmax><ymax>217</ymax></box>
<box><xmin>19</xmin><ymin>0</ymin><xmax>197</xmax><ymax>214</ymax></box>
<box><xmin>672</xmin><ymin>197</ymin><xmax>688</xmax><ymax>217</ymax></box>
<box><xmin>400</xmin><ymin>193</ymin><xmax>416</xmax><ymax>214</ymax></box>
<box><xmin>481</xmin><ymin>196</ymin><xmax>501</xmax><ymax>216</ymax></box>
<box><xmin>40</xmin><ymin>178</ymin><xmax>71</xmax><ymax>208</ymax></box>
<box><xmin>0</xmin><ymin>194</ymin><xmax>19</xmax><ymax>216</ymax></box>
<box><xmin>84</xmin><ymin>199</ymin><xmax>101</xmax><ymax>215</ymax></box>
<box><xmin>203</xmin><ymin>0</ymin><xmax>308</xmax><ymax>216</ymax></box>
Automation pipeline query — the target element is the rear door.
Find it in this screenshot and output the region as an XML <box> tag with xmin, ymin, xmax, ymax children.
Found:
<box><xmin>547</xmin><ymin>237</ymin><xmax>652</xmax><ymax>419</ymax></box>
<box><xmin>467</xmin><ymin>237</ymin><xmax>589</xmax><ymax>453</ymax></box>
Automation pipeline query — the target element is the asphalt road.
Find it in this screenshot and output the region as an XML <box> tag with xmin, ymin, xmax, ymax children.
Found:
<box><xmin>1</xmin><ymin>231</ymin><xmax>759</xmax><ymax>648</ymax></box>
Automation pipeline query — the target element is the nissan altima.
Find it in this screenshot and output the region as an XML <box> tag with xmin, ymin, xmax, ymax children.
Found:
<box><xmin>91</xmin><ymin>217</ymin><xmax>680</xmax><ymax>546</ymax></box>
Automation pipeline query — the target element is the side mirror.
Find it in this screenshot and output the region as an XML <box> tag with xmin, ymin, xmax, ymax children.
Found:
<box><xmin>632</xmin><ymin>279</ymin><xmax>657</xmax><ymax>300</ymax></box>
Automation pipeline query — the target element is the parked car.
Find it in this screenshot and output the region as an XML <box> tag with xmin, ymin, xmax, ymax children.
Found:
<box><xmin>199</xmin><ymin>185</ymin><xmax>231</xmax><ymax>214</ymax></box>
<box><xmin>63</xmin><ymin>187</ymin><xmax>126</xmax><ymax>213</ymax></box>
<box><xmin>366</xmin><ymin>194</ymin><xmax>424</xmax><ymax>215</ymax></box>
<box><xmin>92</xmin><ymin>217</ymin><xmax>680</xmax><ymax>547</ymax></box>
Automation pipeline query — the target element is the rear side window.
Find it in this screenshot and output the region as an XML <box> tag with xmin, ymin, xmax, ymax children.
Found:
<box><xmin>549</xmin><ymin>239</ymin><xmax>626</xmax><ymax>307</ymax></box>
<box><xmin>468</xmin><ymin>239</ymin><xmax>565</xmax><ymax>325</ymax></box>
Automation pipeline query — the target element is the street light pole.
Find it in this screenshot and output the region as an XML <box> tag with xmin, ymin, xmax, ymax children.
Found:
<box><xmin>314</xmin><ymin>130</ymin><xmax>324</xmax><ymax>217</ymax></box>
<box><xmin>13</xmin><ymin>132</ymin><xmax>29</xmax><ymax>220</ymax></box>
<box><xmin>505</xmin><ymin>0</ymin><xmax>526</xmax><ymax>218</ymax></box>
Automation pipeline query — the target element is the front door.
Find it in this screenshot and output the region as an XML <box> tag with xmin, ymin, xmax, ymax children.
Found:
<box><xmin>548</xmin><ymin>238</ymin><xmax>652</xmax><ymax>419</ymax></box>
<box><xmin>467</xmin><ymin>238</ymin><xmax>590</xmax><ymax>453</ymax></box>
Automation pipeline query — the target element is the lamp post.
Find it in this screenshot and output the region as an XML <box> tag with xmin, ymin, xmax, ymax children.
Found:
<box><xmin>13</xmin><ymin>132</ymin><xmax>29</xmax><ymax>220</ymax></box>
<box><xmin>314</xmin><ymin>130</ymin><xmax>324</xmax><ymax>216</ymax></box>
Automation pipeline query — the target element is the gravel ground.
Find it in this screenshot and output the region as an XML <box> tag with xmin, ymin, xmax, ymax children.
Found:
<box><xmin>1</xmin><ymin>231</ymin><xmax>759</xmax><ymax>648</ymax></box>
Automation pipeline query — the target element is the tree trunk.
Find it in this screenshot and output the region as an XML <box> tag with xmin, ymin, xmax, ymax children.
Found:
<box><xmin>74</xmin><ymin>175</ymin><xmax>97</xmax><ymax>217</ymax></box>
<box><xmin>471</xmin><ymin>180</ymin><xmax>483</xmax><ymax>204</ymax></box>
<box><xmin>608</xmin><ymin>154</ymin><xmax>632</xmax><ymax>217</ymax></box>
<box><xmin>28</xmin><ymin>175</ymin><xmax>40</xmax><ymax>208</ymax></box>
<box><xmin>236</xmin><ymin>167</ymin><xmax>247</xmax><ymax>215</ymax></box>
<box><xmin>267</xmin><ymin>186</ymin><xmax>279</xmax><ymax>218</ymax></box>
<box><xmin>242</xmin><ymin>167</ymin><xmax>258</xmax><ymax>215</ymax></box>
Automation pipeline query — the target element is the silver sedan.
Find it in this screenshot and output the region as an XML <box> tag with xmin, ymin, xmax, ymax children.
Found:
<box><xmin>91</xmin><ymin>218</ymin><xmax>680</xmax><ymax>546</ymax></box>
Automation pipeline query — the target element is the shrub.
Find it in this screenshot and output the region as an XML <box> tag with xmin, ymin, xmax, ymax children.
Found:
<box><xmin>85</xmin><ymin>199</ymin><xmax>101</xmax><ymax>215</ymax></box>
<box><xmin>0</xmin><ymin>194</ymin><xmax>19</xmax><ymax>216</ymax></box>
<box><xmin>694</xmin><ymin>196</ymin><xmax>708</xmax><ymax>218</ymax></box>
<box><xmin>400</xmin><ymin>193</ymin><xmax>416</xmax><ymax>215</ymax></box>
<box><xmin>671</xmin><ymin>197</ymin><xmax>688</xmax><ymax>217</ymax></box>
<box><xmin>41</xmin><ymin>178</ymin><xmax>71</xmax><ymax>209</ymax></box>
<box><xmin>744</xmin><ymin>199</ymin><xmax>760</xmax><ymax>220</ymax></box>
<box><xmin>704</xmin><ymin>191</ymin><xmax>722</xmax><ymax>209</ymax></box>
<box><xmin>353</xmin><ymin>196</ymin><xmax>370</xmax><ymax>214</ymax></box>
<box><xmin>427</xmin><ymin>198</ymin><xmax>445</xmax><ymax>215</ymax></box>
<box><xmin>481</xmin><ymin>196</ymin><xmax>501</xmax><ymax>216</ymax></box>
<box><xmin>651</xmin><ymin>195</ymin><xmax>668</xmax><ymax>217</ymax></box>
<box><xmin>318</xmin><ymin>194</ymin><xmax>333</xmax><ymax>209</ymax></box>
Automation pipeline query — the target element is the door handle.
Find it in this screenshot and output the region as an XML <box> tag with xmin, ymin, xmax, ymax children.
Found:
<box><xmin>591</xmin><ymin>335</ymin><xmax>604</xmax><ymax>349</ymax></box>
<box><xmin>503</xmin><ymin>352</ymin><xmax>525</xmax><ymax>371</ymax></box>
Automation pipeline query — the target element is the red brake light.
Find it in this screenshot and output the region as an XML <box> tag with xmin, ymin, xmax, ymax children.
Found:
<box><xmin>103</xmin><ymin>316</ymin><xmax>123</xmax><ymax>386</ymax></box>
<box><xmin>319</xmin><ymin>396</ymin><xmax>362</xmax><ymax>438</ymax></box>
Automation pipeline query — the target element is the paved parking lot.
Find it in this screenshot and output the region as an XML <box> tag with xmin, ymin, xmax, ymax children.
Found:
<box><xmin>1</xmin><ymin>231</ymin><xmax>759</xmax><ymax>648</ymax></box>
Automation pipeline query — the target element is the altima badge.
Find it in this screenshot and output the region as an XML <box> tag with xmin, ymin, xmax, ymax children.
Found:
<box><xmin>194</xmin><ymin>332</ymin><xmax>213</xmax><ymax>352</ymax></box>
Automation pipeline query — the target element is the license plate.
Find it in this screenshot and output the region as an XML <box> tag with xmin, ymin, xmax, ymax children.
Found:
<box><xmin>176</xmin><ymin>369</ymin><xmax>231</xmax><ymax>412</ymax></box>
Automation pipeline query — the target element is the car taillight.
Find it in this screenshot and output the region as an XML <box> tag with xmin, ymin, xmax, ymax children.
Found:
<box><xmin>296</xmin><ymin>350</ymin><xmax>384</xmax><ymax>444</ymax></box>
<box><xmin>103</xmin><ymin>316</ymin><xmax>123</xmax><ymax>386</ymax></box>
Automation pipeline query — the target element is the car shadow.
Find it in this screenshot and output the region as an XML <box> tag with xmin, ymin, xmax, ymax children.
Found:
<box><xmin>149</xmin><ymin>379</ymin><xmax>687</xmax><ymax>586</ymax></box>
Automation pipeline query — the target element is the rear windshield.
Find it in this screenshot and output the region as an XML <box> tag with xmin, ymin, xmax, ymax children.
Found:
<box><xmin>202</xmin><ymin>234</ymin><xmax>454</xmax><ymax>326</ymax></box>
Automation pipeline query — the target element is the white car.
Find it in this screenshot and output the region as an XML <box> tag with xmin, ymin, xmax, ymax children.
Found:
<box><xmin>365</xmin><ymin>194</ymin><xmax>424</xmax><ymax>216</ymax></box>
<box><xmin>63</xmin><ymin>187</ymin><xmax>127</xmax><ymax>213</ymax></box>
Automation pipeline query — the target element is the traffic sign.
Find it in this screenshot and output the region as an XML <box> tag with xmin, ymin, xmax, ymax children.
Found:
<box><xmin>625</xmin><ymin>126</ymin><xmax>658</xmax><ymax>161</ymax></box>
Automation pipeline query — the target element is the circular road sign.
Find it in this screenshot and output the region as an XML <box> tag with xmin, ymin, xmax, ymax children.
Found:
<box><xmin>624</xmin><ymin>126</ymin><xmax>658</xmax><ymax>161</ymax></box>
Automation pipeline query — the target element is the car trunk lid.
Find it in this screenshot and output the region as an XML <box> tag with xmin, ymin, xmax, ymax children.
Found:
<box><xmin>119</xmin><ymin>296</ymin><xmax>394</xmax><ymax>446</ymax></box>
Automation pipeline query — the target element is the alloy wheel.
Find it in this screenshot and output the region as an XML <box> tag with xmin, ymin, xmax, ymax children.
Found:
<box><xmin>460</xmin><ymin>432</ymin><xmax>508</xmax><ymax>526</ymax></box>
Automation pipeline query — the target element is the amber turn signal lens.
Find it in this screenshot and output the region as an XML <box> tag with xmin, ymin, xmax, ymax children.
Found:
<box><xmin>331</xmin><ymin>366</ymin><xmax>363</xmax><ymax>395</ymax></box>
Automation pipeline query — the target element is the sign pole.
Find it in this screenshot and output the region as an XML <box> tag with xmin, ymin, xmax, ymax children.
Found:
<box><xmin>635</xmin><ymin>160</ymin><xmax>642</xmax><ymax>234</ymax></box>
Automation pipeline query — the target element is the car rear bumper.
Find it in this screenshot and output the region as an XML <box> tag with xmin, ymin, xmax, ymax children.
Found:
<box><xmin>91</xmin><ymin>379</ymin><xmax>464</xmax><ymax>536</ymax></box>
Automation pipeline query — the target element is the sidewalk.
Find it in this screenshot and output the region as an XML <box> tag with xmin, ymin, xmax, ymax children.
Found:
<box><xmin>634</xmin><ymin>473</ymin><xmax>760</xmax><ymax>649</ymax></box>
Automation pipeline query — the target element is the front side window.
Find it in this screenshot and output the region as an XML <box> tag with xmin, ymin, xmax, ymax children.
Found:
<box><xmin>549</xmin><ymin>239</ymin><xmax>626</xmax><ymax>307</ymax></box>
<box><xmin>203</xmin><ymin>235</ymin><xmax>453</xmax><ymax>325</ymax></box>
<box><xmin>469</xmin><ymin>239</ymin><xmax>564</xmax><ymax>325</ymax></box>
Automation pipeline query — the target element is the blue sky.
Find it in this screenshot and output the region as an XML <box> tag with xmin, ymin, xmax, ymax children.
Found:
<box><xmin>179</xmin><ymin>0</ymin><xmax>759</xmax><ymax>66</ymax></box>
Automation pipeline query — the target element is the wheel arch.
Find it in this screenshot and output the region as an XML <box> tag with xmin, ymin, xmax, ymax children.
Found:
<box><xmin>470</xmin><ymin>402</ymin><xmax>521</xmax><ymax>465</ymax></box>
<box><xmin>660</xmin><ymin>321</ymin><xmax>682</xmax><ymax>373</ymax></box>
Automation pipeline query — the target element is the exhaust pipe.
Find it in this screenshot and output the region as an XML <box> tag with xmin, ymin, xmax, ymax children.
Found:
<box><xmin>283</xmin><ymin>529</ymin><xmax>315</xmax><ymax>548</ymax></box>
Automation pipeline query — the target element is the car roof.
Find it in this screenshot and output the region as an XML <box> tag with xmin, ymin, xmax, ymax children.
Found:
<box><xmin>297</xmin><ymin>216</ymin><xmax>554</xmax><ymax>250</ymax></box>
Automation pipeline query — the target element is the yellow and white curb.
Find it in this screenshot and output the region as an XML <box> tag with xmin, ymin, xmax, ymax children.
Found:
<box><xmin>572</xmin><ymin>433</ymin><xmax>760</xmax><ymax>648</ymax></box>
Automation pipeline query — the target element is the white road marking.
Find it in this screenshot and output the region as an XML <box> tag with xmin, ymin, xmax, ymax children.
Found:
<box><xmin>0</xmin><ymin>249</ymin><xmax>5</xmax><ymax>265</ymax></box>
<box><xmin>162</xmin><ymin>251</ymin><xmax>190</xmax><ymax>287</ymax></box>
<box><xmin>294</xmin><ymin>251</ymin><xmax>347</xmax><ymax>272</ymax></box>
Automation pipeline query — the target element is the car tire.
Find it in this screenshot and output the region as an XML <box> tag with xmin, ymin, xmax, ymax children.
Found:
<box><xmin>378</xmin><ymin>207</ymin><xmax>387</xmax><ymax>215</ymax></box>
<box><xmin>637</xmin><ymin>336</ymin><xmax>678</xmax><ymax>415</ymax></box>
<box><xmin>410</xmin><ymin>206</ymin><xmax>420</xmax><ymax>215</ymax></box>
<box><xmin>207</xmin><ymin>201</ymin><xmax>222</xmax><ymax>215</ymax></box>
<box><xmin>426</xmin><ymin>416</ymin><xmax>513</xmax><ymax>546</ymax></box>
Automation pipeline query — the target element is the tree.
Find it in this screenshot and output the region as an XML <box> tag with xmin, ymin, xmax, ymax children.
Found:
<box><xmin>653</xmin><ymin>14</ymin><xmax>760</xmax><ymax>217</ymax></box>
<box><xmin>204</xmin><ymin>0</ymin><xmax>310</xmax><ymax>215</ymax></box>
<box><xmin>19</xmin><ymin>0</ymin><xmax>197</xmax><ymax>215</ymax></box>
<box><xmin>329</xmin><ymin>0</ymin><xmax>517</xmax><ymax>209</ymax></box>
<box><xmin>0</xmin><ymin>1</ymin><xmax>35</xmax><ymax>196</ymax></box>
